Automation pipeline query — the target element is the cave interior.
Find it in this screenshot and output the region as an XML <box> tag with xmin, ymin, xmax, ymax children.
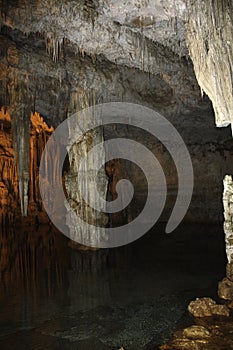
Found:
<box><xmin>0</xmin><ymin>0</ymin><xmax>233</xmax><ymax>349</ymax></box>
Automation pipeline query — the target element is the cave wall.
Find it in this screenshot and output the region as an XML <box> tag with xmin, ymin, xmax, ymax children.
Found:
<box><xmin>0</xmin><ymin>108</ymin><xmax>53</xmax><ymax>224</ymax></box>
<box><xmin>104</xmin><ymin>116</ymin><xmax>233</xmax><ymax>224</ymax></box>
<box><xmin>1</xmin><ymin>105</ymin><xmax>233</xmax><ymax>225</ymax></box>
<box><xmin>185</xmin><ymin>0</ymin><xmax>233</xmax><ymax>131</ymax></box>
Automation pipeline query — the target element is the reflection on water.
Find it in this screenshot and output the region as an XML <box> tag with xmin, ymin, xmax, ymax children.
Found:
<box><xmin>0</xmin><ymin>222</ymin><xmax>226</xmax><ymax>349</ymax></box>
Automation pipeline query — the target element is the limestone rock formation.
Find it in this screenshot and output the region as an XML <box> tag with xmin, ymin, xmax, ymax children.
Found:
<box><xmin>185</xmin><ymin>0</ymin><xmax>233</xmax><ymax>132</ymax></box>
<box><xmin>183</xmin><ymin>325</ymin><xmax>210</xmax><ymax>340</ymax></box>
<box><xmin>0</xmin><ymin>108</ymin><xmax>53</xmax><ymax>224</ymax></box>
<box><xmin>65</xmin><ymin>116</ymin><xmax>108</xmax><ymax>246</ymax></box>
<box><xmin>188</xmin><ymin>297</ymin><xmax>230</xmax><ymax>317</ymax></box>
<box><xmin>219</xmin><ymin>175</ymin><xmax>233</xmax><ymax>300</ymax></box>
<box><xmin>223</xmin><ymin>175</ymin><xmax>233</xmax><ymax>264</ymax></box>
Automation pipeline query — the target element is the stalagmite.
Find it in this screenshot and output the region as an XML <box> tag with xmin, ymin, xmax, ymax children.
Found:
<box><xmin>223</xmin><ymin>175</ymin><xmax>233</xmax><ymax>264</ymax></box>
<box><xmin>219</xmin><ymin>175</ymin><xmax>233</xmax><ymax>300</ymax></box>
<box><xmin>185</xmin><ymin>0</ymin><xmax>233</xmax><ymax>133</ymax></box>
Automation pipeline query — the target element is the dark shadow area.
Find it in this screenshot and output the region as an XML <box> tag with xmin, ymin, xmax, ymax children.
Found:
<box><xmin>0</xmin><ymin>221</ymin><xmax>226</xmax><ymax>349</ymax></box>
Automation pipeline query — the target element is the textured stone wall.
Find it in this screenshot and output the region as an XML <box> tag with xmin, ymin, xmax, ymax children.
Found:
<box><xmin>65</xmin><ymin>125</ymin><xmax>108</xmax><ymax>246</ymax></box>
<box><xmin>223</xmin><ymin>175</ymin><xmax>233</xmax><ymax>264</ymax></box>
<box><xmin>104</xmin><ymin>123</ymin><xmax>233</xmax><ymax>224</ymax></box>
<box><xmin>185</xmin><ymin>0</ymin><xmax>233</xmax><ymax>132</ymax></box>
<box><xmin>1</xmin><ymin>107</ymin><xmax>233</xmax><ymax>226</ymax></box>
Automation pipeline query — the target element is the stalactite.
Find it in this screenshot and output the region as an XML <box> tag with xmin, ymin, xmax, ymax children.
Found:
<box><xmin>45</xmin><ymin>35</ymin><xmax>63</xmax><ymax>62</ymax></box>
<box><xmin>15</xmin><ymin>111</ymin><xmax>30</xmax><ymax>217</ymax></box>
<box><xmin>65</xmin><ymin>88</ymin><xmax>108</xmax><ymax>247</ymax></box>
<box><xmin>185</xmin><ymin>0</ymin><xmax>233</xmax><ymax>133</ymax></box>
<box><xmin>82</xmin><ymin>0</ymin><xmax>99</xmax><ymax>27</ymax></box>
<box><xmin>0</xmin><ymin>108</ymin><xmax>19</xmax><ymax>217</ymax></box>
<box><xmin>30</xmin><ymin>112</ymin><xmax>54</xmax><ymax>212</ymax></box>
<box><xmin>8</xmin><ymin>73</ymin><xmax>31</xmax><ymax>217</ymax></box>
<box><xmin>0</xmin><ymin>108</ymin><xmax>54</xmax><ymax>222</ymax></box>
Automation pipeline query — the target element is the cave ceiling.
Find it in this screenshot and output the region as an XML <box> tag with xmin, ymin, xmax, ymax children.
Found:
<box><xmin>0</xmin><ymin>0</ymin><xmax>231</xmax><ymax>131</ymax></box>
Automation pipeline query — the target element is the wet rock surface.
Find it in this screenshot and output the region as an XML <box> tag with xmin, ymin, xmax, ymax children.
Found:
<box><xmin>159</xmin><ymin>308</ymin><xmax>233</xmax><ymax>350</ymax></box>
<box><xmin>188</xmin><ymin>297</ymin><xmax>230</xmax><ymax>318</ymax></box>
<box><xmin>183</xmin><ymin>325</ymin><xmax>210</xmax><ymax>340</ymax></box>
<box><xmin>218</xmin><ymin>278</ymin><xmax>233</xmax><ymax>301</ymax></box>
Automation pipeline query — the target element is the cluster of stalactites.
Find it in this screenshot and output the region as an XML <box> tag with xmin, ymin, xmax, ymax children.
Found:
<box><xmin>8</xmin><ymin>74</ymin><xmax>32</xmax><ymax>217</ymax></box>
<box><xmin>0</xmin><ymin>107</ymin><xmax>54</xmax><ymax>218</ymax></box>
<box><xmin>185</xmin><ymin>0</ymin><xmax>233</xmax><ymax>133</ymax></box>
<box><xmin>45</xmin><ymin>35</ymin><xmax>64</xmax><ymax>63</ymax></box>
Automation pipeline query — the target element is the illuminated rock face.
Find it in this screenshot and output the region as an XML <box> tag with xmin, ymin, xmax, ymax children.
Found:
<box><xmin>223</xmin><ymin>175</ymin><xmax>233</xmax><ymax>264</ymax></box>
<box><xmin>65</xmin><ymin>110</ymin><xmax>108</xmax><ymax>246</ymax></box>
<box><xmin>218</xmin><ymin>176</ymin><xmax>233</xmax><ymax>300</ymax></box>
<box><xmin>185</xmin><ymin>0</ymin><xmax>233</xmax><ymax>132</ymax></box>
<box><xmin>0</xmin><ymin>108</ymin><xmax>53</xmax><ymax>224</ymax></box>
<box><xmin>0</xmin><ymin>109</ymin><xmax>18</xmax><ymax>219</ymax></box>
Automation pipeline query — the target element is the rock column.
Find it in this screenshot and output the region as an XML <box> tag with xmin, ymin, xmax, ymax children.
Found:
<box><xmin>219</xmin><ymin>175</ymin><xmax>233</xmax><ymax>300</ymax></box>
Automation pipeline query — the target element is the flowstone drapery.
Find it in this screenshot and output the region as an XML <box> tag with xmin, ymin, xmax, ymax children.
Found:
<box><xmin>185</xmin><ymin>0</ymin><xmax>233</xmax><ymax>132</ymax></box>
<box><xmin>65</xmin><ymin>94</ymin><xmax>108</xmax><ymax>247</ymax></box>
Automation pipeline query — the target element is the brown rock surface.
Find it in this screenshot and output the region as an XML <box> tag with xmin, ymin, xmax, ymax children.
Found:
<box><xmin>218</xmin><ymin>278</ymin><xmax>233</xmax><ymax>301</ymax></box>
<box><xmin>188</xmin><ymin>297</ymin><xmax>229</xmax><ymax>317</ymax></box>
<box><xmin>159</xmin><ymin>310</ymin><xmax>233</xmax><ymax>350</ymax></box>
<box><xmin>183</xmin><ymin>325</ymin><xmax>210</xmax><ymax>340</ymax></box>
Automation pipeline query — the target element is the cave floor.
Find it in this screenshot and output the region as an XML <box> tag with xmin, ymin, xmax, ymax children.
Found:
<box><xmin>0</xmin><ymin>222</ymin><xmax>227</xmax><ymax>350</ymax></box>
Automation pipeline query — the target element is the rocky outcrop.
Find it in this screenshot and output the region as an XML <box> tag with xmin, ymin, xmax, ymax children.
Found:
<box><xmin>183</xmin><ymin>325</ymin><xmax>210</xmax><ymax>340</ymax></box>
<box><xmin>160</xmin><ymin>298</ymin><xmax>233</xmax><ymax>350</ymax></box>
<box><xmin>188</xmin><ymin>297</ymin><xmax>230</xmax><ymax>317</ymax></box>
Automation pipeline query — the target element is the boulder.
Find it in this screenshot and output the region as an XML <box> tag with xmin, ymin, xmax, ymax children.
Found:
<box><xmin>183</xmin><ymin>325</ymin><xmax>210</xmax><ymax>340</ymax></box>
<box><xmin>218</xmin><ymin>277</ymin><xmax>233</xmax><ymax>300</ymax></box>
<box><xmin>188</xmin><ymin>297</ymin><xmax>229</xmax><ymax>317</ymax></box>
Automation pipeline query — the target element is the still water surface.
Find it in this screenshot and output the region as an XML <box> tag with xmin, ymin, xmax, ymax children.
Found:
<box><xmin>0</xmin><ymin>222</ymin><xmax>226</xmax><ymax>349</ymax></box>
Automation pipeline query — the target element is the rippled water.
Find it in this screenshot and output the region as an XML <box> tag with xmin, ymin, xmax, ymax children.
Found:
<box><xmin>0</xmin><ymin>222</ymin><xmax>226</xmax><ymax>349</ymax></box>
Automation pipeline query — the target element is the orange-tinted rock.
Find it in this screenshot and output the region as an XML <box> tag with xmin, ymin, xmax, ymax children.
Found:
<box><xmin>183</xmin><ymin>325</ymin><xmax>210</xmax><ymax>340</ymax></box>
